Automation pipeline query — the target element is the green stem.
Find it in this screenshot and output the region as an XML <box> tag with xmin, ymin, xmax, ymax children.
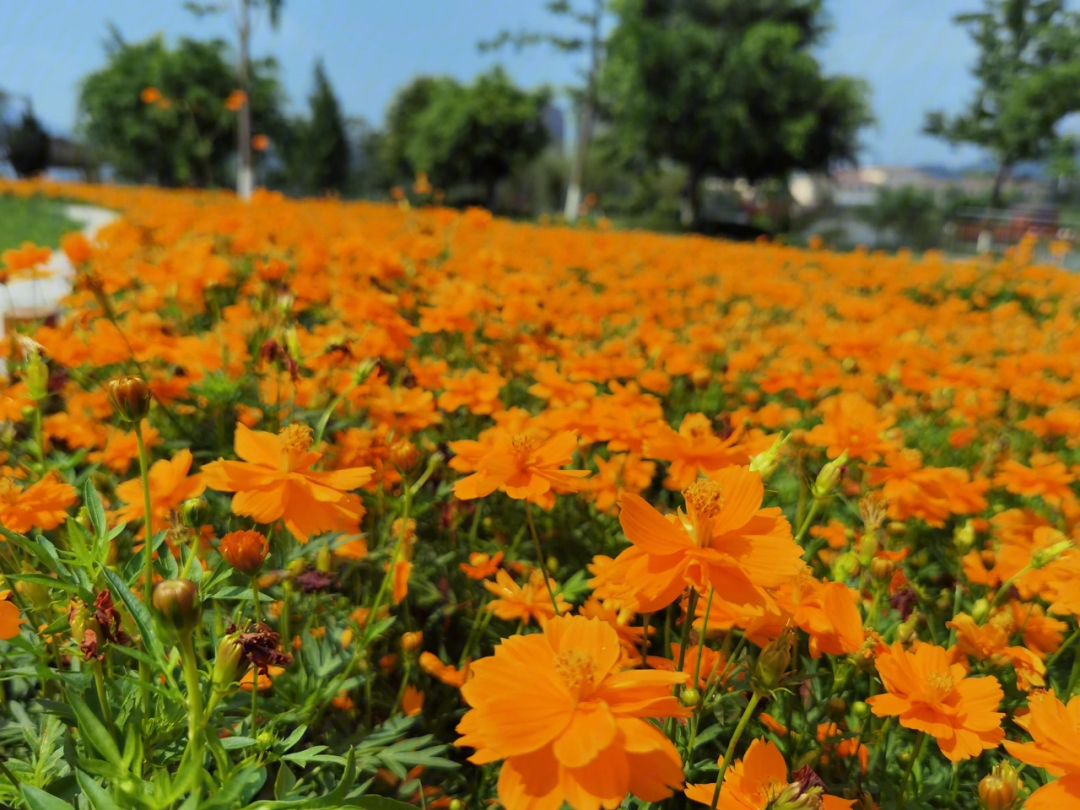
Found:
<box><xmin>676</xmin><ymin>589</ymin><xmax>701</xmax><ymax>675</ymax></box>
<box><xmin>524</xmin><ymin>500</ymin><xmax>560</xmax><ymax>617</ymax></box>
<box><xmin>1047</xmin><ymin>626</ymin><xmax>1080</xmax><ymax>671</ymax></box>
<box><xmin>251</xmin><ymin>576</ymin><xmax>261</xmax><ymax>727</ymax></box>
<box><xmin>133</xmin><ymin>420</ymin><xmax>155</xmax><ymax>729</ymax></box>
<box><xmin>32</xmin><ymin>404</ymin><xmax>45</xmax><ymax>473</ymax></box>
<box><xmin>91</xmin><ymin>659</ymin><xmax>114</xmax><ymax>732</ymax></box>
<box><xmin>794</xmin><ymin>498</ymin><xmax>822</xmax><ymax>546</ymax></box>
<box><xmin>178</xmin><ymin>632</ymin><xmax>204</xmax><ymax>799</ymax></box>
<box><xmin>709</xmin><ymin>691</ymin><xmax>762</xmax><ymax>810</ymax></box>
<box><xmin>899</xmin><ymin>731</ymin><xmax>926</xmax><ymax>803</ymax></box>
<box><xmin>364</xmin><ymin>477</ymin><xmax>414</xmax><ymax>648</ymax></box>
<box><xmin>134</xmin><ymin>421</ymin><xmax>155</xmax><ymax>604</ymax></box>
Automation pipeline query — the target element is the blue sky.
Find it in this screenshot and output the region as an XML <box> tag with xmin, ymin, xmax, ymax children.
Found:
<box><xmin>0</xmin><ymin>0</ymin><xmax>1011</xmax><ymax>166</ymax></box>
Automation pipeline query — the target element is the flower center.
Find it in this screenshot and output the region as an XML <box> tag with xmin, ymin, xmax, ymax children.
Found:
<box><xmin>926</xmin><ymin>670</ymin><xmax>954</xmax><ymax>701</ymax></box>
<box><xmin>511</xmin><ymin>433</ymin><xmax>538</xmax><ymax>455</ymax></box>
<box><xmin>684</xmin><ymin>478</ymin><xmax>726</xmax><ymax>520</ymax></box>
<box><xmin>680</xmin><ymin>414</ymin><xmax>712</xmax><ymax>440</ymax></box>
<box><xmin>555</xmin><ymin>648</ymin><xmax>596</xmax><ymax>703</ymax></box>
<box><xmin>279</xmin><ymin>424</ymin><xmax>313</xmax><ymax>454</ymax></box>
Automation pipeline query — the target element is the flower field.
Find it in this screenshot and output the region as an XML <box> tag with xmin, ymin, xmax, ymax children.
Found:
<box><xmin>1</xmin><ymin>180</ymin><xmax>1079</xmax><ymax>809</ymax></box>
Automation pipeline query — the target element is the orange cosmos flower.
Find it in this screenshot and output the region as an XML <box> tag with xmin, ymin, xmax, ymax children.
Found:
<box><xmin>0</xmin><ymin>599</ymin><xmax>24</xmax><ymax>640</ymax></box>
<box><xmin>140</xmin><ymin>86</ymin><xmax>162</xmax><ymax>104</ymax></box>
<box><xmin>402</xmin><ymin>685</ymin><xmax>425</xmax><ymax>716</ymax></box>
<box><xmin>456</xmin><ymin>615</ymin><xmax>689</xmax><ymax>810</ymax></box>
<box><xmin>804</xmin><ymin>392</ymin><xmax>897</xmax><ymax>463</ymax></box>
<box><xmin>202</xmin><ymin>423</ymin><xmax>373</xmax><ymax>543</ymax></box>
<box><xmin>252</xmin><ymin>134</ymin><xmax>270</xmax><ymax>151</ymax></box>
<box><xmin>484</xmin><ymin>569</ymin><xmax>569</xmax><ymax>626</ymax></box>
<box><xmin>419</xmin><ymin>651</ymin><xmax>471</xmax><ymax>687</ymax></box>
<box><xmin>604</xmin><ymin>467</ymin><xmax>802</xmax><ymax>613</ymax></box>
<box><xmin>993</xmin><ymin>453</ymin><xmax>1075</xmax><ymax>505</ymax></box>
<box><xmin>645</xmin><ymin>413</ymin><xmax>762</xmax><ymax>490</ymax></box>
<box><xmin>115</xmin><ymin>449</ymin><xmax>205</xmax><ymax>538</ymax></box>
<box><xmin>866</xmin><ymin>642</ymin><xmax>1004</xmax><ymax>761</ymax></box>
<box><xmin>685</xmin><ymin>739</ymin><xmax>854</xmax><ymax>809</ymax></box>
<box><xmin>453</xmin><ymin>430</ymin><xmax>590</xmax><ymax>501</ymax></box>
<box><xmin>0</xmin><ymin>473</ymin><xmax>78</xmax><ymax>534</ymax></box>
<box><xmin>1003</xmin><ymin>690</ymin><xmax>1080</xmax><ymax>810</ymax></box>
<box><xmin>438</xmin><ymin>368</ymin><xmax>506</xmax><ymax>415</ymax></box>
<box><xmin>219</xmin><ymin>529</ymin><xmax>269</xmax><ymax>577</ymax></box>
<box><xmin>460</xmin><ymin>551</ymin><xmax>503</xmax><ymax>579</ymax></box>
<box><xmin>224</xmin><ymin>89</ymin><xmax>247</xmax><ymax>111</ymax></box>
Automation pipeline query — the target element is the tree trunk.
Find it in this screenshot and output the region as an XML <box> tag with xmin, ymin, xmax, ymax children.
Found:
<box><xmin>563</xmin><ymin>0</ymin><xmax>602</xmax><ymax>224</ymax></box>
<box><xmin>990</xmin><ymin>161</ymin><xmax>1012</xmax><ymax>209</ymax></box>
<box><xmin>236</xmin><ymin>0</ymin><xmax>254</xmax><ymax>201</ymax></box>
<box><xmin>563</xmin><ymin>97</ymin><xmax>593</xmax><ymax>223</ymax></box>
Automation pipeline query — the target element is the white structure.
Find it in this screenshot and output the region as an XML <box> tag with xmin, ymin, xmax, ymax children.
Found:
<box><xmin>1</xmin><ymin>204</ymin><xmax>117</xmax><ymax>372</ymax></box>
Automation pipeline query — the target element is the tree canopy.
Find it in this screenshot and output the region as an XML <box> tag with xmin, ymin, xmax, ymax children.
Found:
<box><xmin>385</xmin><ymin>68</ymin><xmax>551</xmax><ymax>207</ymax></box>
<box><xmin>925</xmin><ymin>0</ymin><xmax>1080</xmax><ymax>206</ymax></box>
<box><xmin>78</xmin><ymin>31</ymin><xmax>286</xmax><ymax>187</ymax></box>
<box><xmin>601</xmin><ymin>0</ymin><xmax>873</xmax><ymax>222</ymax></box>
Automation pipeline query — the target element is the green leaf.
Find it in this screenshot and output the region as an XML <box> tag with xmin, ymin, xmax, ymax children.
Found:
<box><xmin>20</xmin><ymin>785</ymin><xmax>75</xmax><ymax>810</ymax></box>
<box><xmin>6</xmin><ymin>573</ymin><xmax>81</xmax><ymax>595</ymax></box>
<box><xmin>201</xmin><ymin>767</ymin><xmax>266</xmax><ymax>809</ymax></box>
<box><xmin>350</xmin><ymin>799</ymin><xmax>418</xmax><ymax>810</ymax></box>
<box><xmin>273</xmin><ymin>762</ymin><xmax>297</xmax><ymax>800</ymax></box>
<box><xmin>219</xmin><ymin>736</ymin><xmax>257</xmax><ymax>750</ymax></box>
<box><xmin>77</xmin><ymin>770</ymin><xmax>124</xmax><ymax>810</ymax></box>
<box><xmin>99</xmin><ymin>564</ymin><xmax>165</xmax><ymax>665</ymax></box>
<box><xmin>70</xmin><ymin>691</ymin><xmax>123</xmax><ymax>769</ymax></box>
<box><xmin>84</xmin><ymin>479</ymin><xmax>107</xmax><ymax>540</ymax></box>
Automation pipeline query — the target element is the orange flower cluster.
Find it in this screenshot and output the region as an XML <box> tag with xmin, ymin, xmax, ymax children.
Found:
<box><xmin>5</xmin><ymin>177</ymin><xmax>1080</xmax><ymax>810</ymax></box>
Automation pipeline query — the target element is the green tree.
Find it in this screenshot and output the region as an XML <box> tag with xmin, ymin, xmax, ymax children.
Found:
<box><xmin>77</xmin><ymin>30</ymin><xmax>286</xmax><ymax>187</ymax></box>
<box><xmin>481</xmin><ymin>0</ymin><xmax>607</xmax><ymax>222</ymax></box>
<box><xmin>602</xmin><ymin>0</ymin><xmax>872</xmax><ymax>225</ymax></box>
<box><xmin>925</xmin><ymin>0</ymin><xmax>1080</xmax><ymax>208</ymax></box>
<box><xmin>380</xmin><ymin>77</ymin><xmax>447</xmax><ymax>185</ymax></box>
<box><xmin>404</xmin><ymin>68</ymin><xmax>551</xmax><ymax>208</ymax></box>
<box><xmin>302</xmin><ymin>61</ymin><xmax>349</xmax><ymax>194</ymax></box>
<box><xmin>3</xmin><ymin>109</ymin><xmax>50</xmax><ymax>178</ymax></box>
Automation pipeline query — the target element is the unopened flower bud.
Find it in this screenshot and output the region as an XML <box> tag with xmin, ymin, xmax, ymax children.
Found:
<box><xmin>545</xmin><ymin>556</ymin><xmax>559</xmax><ymax>575</ymax></box>
<box><xmin>978</xmin><ymin>761</ymin><xmax>1019</xmax><ymax>810</ymax></box>
<box><xmin>220</xmin><ymin>530</ymin><xmax>269</xmax><ymax>577</ymax></box>
<box><xmin>106</xmin><ymin>376</ymin><xmax>152</xmax><ymax>422</ymax></box>
<box><xmin>749</xmin><ymin>435</ymin><xmax>787</xmax><ymax>482</ymax></box>
<box><xmin>449</xmin><ymin>800</ymin><xmax>463</xmax><ymax>810</ymax></box>
<box><xmin>831</xmin><ymin>552</ymin><xmax>860</xmax><ymax>582</ymax></box>
<box><xmin>679</xmin><ymin>687</ymin><xmax>701</xmax><ymax>708</ymax></box>
<box><xmin>401</xmin><ymin>631</ymin><xmax>424</xmax><ymax>653</ymax></box>
<box><xmin>953</xmin><ymin>520</ymin><xmax>976</xmax><ymax>552</ymax></box>
<box><xmin>256</xmin><ymin>730</ymin><xmax>276</xmax><ymax>750</ymax></box>
<box><xmin>896</xmin><ymin>611</ymin><xmax>920</xmax><ymax>644</ymax></box>
<box><xmin>24</xmin><ymin>351</ymin><xmax>49</xmax><ymax>402</ymax></box>
<box><xmin>812</xmin><ymin>451</ymin><xmax>848</xmax><ymax>500</ymax></box>
<box><xmin>316</xmin><ymin>546</ymin><xmax>333</xmax><ymax>573</ymax></box>
<box><xmin>152</xmin><ymin>579</ymin><xmax>201</xmax><ymax>632</ymax></box>
<box><xmin>753</xmin><ymin>626</ymin><xmax>794</xmax><ymax>695</ymax></box>
<box><xmin>971</xmin><ymin>598</ymin><xmax>991</xmax><ymax>624</ymax></box>
<box><xmin>212</xmin><ymin>634</ymin><xmax>244</xmax><ymax>694</ymax></box>
<box><xmin>180</xmin><ymin>497</ymin><xmax>208</xmax><ymax>528</ymax></box>
<box><xmin>286</xmin><ymin>558</ymin><xmax>307</xmax><ymax>578</ymax></box>
<box><xmin>389</xmin><ymin>439</ymin><xmax>418</xmax><ymax>471</ymax></box>
<box><xmin>870</xmin><ymin>557</ymin><xmax>896</xmax><ymax>582</ymax></box>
